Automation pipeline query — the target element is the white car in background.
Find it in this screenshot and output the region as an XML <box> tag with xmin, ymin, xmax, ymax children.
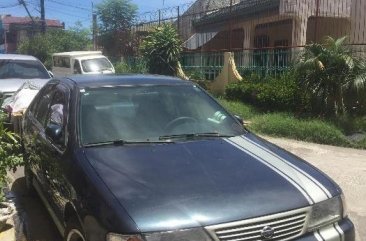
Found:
<box><xmin>0</xmin><ymin>54</ymin><xmax>51</xmax><ymax>104</ymax></box>
<box><xmin>0</xmin><ymin>54</ymin><xmax>52</xmax><ymax>130</ymax></box>
<box><xmin>51</xmin><ymin>51</ymin><xmax>115</xmax><ymax>77</ymax></box>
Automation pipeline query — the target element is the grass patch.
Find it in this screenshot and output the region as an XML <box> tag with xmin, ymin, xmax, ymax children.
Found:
<box><xmin>219</xmin><ymin>99</ymin><xmax>366</xmax><ymax>149</ymax></box>
<box><xmin>219</xmin><ymin>98</ymin><xmax>258</xmax><ymax>120</ymax></box>
<box><xmin>250</xmin><ymin>113</ymin><xmax>350</xmax><ymax>146</ymax></box>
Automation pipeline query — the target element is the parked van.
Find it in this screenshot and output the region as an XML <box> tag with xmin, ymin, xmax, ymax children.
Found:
<box><xmin>51</xmin><ymin>51</ymin><xmax>115</xmax><ymax>77</ymax></box>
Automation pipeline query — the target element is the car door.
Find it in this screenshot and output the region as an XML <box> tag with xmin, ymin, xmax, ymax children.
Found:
<box><xmin>41</xmin><ymin>84</ymin><xmax>74</xmax><ymax>222</ymax></box>
<box><xmin>23</xmin><ymin>83</ymin><xmax>57</xmax><ymax>192</ymax></box>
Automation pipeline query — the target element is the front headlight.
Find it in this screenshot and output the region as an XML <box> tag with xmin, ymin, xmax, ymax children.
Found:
<box><xmin>307</xmin><ymin>195</ymin><xmax>344</xmax><ymax>231</ymax></box>
<box><xmin>107</xmin><ymin>228</ymin><xmax>212</xmax><ymax>241</ymax></box>
<box><xmin>106</xmin><ymin>233</ymin><xmax>142</xmax><ymax>241</ymax></box>
<box><xmin>144</xmin><ymin>228</ymin><xmax>212</xmax><ymax>241</ymax></box>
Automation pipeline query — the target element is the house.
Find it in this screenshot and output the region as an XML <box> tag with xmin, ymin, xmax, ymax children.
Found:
<box><xmin>180</xmin><ymin>0</ymin><xmax>366</xmax><ymax>76</ymax></box>
<box><xmin>183</xmin><ymin>0</ymin><xmax>365</xmax><ymax>50</ymax></box>
<box><xmin>0</xmin><ymin>15</ymin><xmax>64</xmax><ymax>53</ymax></box>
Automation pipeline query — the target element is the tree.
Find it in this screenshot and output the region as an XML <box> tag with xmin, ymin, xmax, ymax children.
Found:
<box><xmin>18</xmin><ymin>24</ymin><xmax>91</xmax><ymax>68</ymax></box>
<box><xmin>295</xmin><ymin>36</ymin><xmax>366</xmax><ymax>117</ymax></box>
<box><xmin>140</xmin><ymin>24</ymin><xmax>182</xmax><ymax>76</ymax></box>
<box><xmin>96</xmin><ymin>0</ymin><xmax>137</xmax><ymax>57</ymax></box>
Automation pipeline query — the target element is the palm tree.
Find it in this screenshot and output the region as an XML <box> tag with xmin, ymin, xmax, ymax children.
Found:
<box><xmin>295</xmin><ymin>36</ymin><xmax>366</xmax><ymax>117</ymax></box>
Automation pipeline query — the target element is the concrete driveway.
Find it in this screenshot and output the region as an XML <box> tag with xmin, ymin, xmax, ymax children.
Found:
<box><xmin>267</xmin><ymin>136</ymin><xmax>366</xmax><ymax>241</ymax></box>
<box><xmin>3</xmin><ymin>137</ymin><xmax>366</xmax><ymax>241</ymax></box>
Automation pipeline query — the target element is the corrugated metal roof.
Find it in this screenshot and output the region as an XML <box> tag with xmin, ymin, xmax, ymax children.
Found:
<box><xmin>194</xmin><ymin>0</ymin><xmax>280</xmax><ymax>27</ymax></box>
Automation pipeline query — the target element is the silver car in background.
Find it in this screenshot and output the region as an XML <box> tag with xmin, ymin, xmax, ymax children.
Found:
<box><xmin>0</xmin><ymin>54</ymin><xmax>51</xmax><ymax>104</ymax></box>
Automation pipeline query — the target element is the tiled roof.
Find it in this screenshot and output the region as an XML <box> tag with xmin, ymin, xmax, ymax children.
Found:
<box><xmin>1</xmin><ymin>15</ymin><xmax>63</xmax><ymax>27</ymax></box>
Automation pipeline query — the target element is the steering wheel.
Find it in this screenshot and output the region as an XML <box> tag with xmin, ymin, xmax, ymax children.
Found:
<box><xmin>164</xmin><ymin>117</ymin><xmax>197</xmax><ymax>131</ymax></box>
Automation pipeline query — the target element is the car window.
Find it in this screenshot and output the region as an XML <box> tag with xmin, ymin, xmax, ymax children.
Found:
<box><xmin>80</xmin><ymin>85</ymin><xmax>245</xmax><ymax>144</ymax></box>
<box><xmin>73</xmin><ymin>60</ymin><xmax>82</xmax><ymax>74</ymax></box>
<box><xmin>81</xmin><ymin>58</ymin><xmax>113</xmax><ymax>73</ymax></box>
<box><xmin>33</xmin><ymin>85</ymin><xmax>56</xmax><ymax>127</ymax></box>
<box><xmin>0</xmin><ymin>59</ymin><xmax>50</xmax><ymax>79</ymax></box>
<box><xmin>45</xmin><ymin>87</ymin><xmax>69</xmax><ymax>147</ymax></box>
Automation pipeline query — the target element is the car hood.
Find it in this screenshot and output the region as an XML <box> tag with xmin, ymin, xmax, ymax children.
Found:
<box><xmin>84</xmin><ymin>133</ymin><xmax>340</xmax><ymax>232</ymax></box>
<box><xmin>0</xmin><ymin>78</ymin><xmax>50</xmax><ymax>94</ymax></box>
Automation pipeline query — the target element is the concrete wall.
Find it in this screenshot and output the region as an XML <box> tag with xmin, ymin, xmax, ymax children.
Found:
<box><xmin>350</xmin><ymin>0</ymin><xmax>366</xmax><ymax>44</ymax></box>
<box><xmin>280</xmin><ymin>0</ymin><xmax>351</xmax><ymax>18</ymax></box>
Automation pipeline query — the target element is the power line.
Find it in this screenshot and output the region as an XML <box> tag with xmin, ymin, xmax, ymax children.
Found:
<box><xmin>0</xmin><ymin>3</ymin><xmax>21</xmax><ymax>8</ymax></box>
<box><xmin>28</xmin><ymin>2</ymin><xmax>90</xmax><ymax>19</ymax></box>
<box><xmin>46</xmin><ymin>0</ymin><xmax>90</xmax><ymax>12</ymax></box>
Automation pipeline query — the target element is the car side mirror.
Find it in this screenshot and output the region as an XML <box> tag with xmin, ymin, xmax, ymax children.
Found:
<box><xmin>234</xmin><ymin>115</ymin><xmax>244</xmax><ymax>125</ymax></box>
<box><xmin>45</xmin><ymin>124</ymin><xmax>63</xmax><ymax>143</ymax></box>
<box><xmin>48</xmin><ymin>71</ymin><xmax>54</xmax><ymax>78</ymax></box>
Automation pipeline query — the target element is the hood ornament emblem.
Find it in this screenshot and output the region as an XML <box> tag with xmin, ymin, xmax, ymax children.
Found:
<box><xmin>261</xmin><ymin>226</ymin><xmax>275</xmax><ymax>239</ymax></box>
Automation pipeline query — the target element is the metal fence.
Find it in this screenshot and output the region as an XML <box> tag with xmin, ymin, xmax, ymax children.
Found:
<box><xmin>180</xmin><ymin>51</ymin><xmax>224</xmax><ymax>80</ymax></box>
<box><xmin>132</xmin><ymin>0</ymin><xmax>366</xmax><ymax>78</ymax></box>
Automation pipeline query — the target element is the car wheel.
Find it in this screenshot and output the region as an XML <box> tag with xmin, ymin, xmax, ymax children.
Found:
<box><xmin>64</xmin><ymin>218</ymin><xmax>86</xmax><ymax>241</ymax></box>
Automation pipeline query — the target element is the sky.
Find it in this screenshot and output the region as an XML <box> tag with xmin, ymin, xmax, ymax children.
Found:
<box><xmin>0</xmin><ymin>0</ymin><xmax>194</xmax><ymax>29</ymax></box>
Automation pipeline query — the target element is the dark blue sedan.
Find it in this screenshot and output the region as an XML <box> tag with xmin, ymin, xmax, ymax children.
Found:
<box><xmin>22</xmin><ymin>75</ymin><xmax>355</xmax><ymax>241</ymax></box>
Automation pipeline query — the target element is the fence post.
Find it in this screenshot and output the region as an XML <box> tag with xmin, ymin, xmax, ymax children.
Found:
<box><xmin>210</xmin><ymin>52</ymin><xmax>243</xmax><ymax>95</ymax></box>
<box><xmin>158</xmin><ymin>9</ymin><xmax>161</xmax><ymax>26</ymax></box>
<box><xmin>177</xmin><ymin>6</ymin><xmax>180</xmax><ymax>34</ymax></box>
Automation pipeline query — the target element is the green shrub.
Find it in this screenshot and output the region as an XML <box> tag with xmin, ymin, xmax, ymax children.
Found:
<box><xmin>0</xmin><ymin>121</ymin><xmax>23</xmax><ymax>197</ymax></box>
<box><xmin>140</xmin><ymin>24</ymin><xmax>182</xmax><ymax>76</ymax></box>
<box><xmin>114</xmin><ymin>58</ymin><xmax>147</xmax><ymax>74</ymax></box>
<box><xmin>250</xmin><ymin>113</ymin><xmax>350</xmax><ymax>147</ymax></box>
<box><xmin>333</xmin><ymin>115</ymin><xmax>366</xmax><ymax>134</ymax></box>
<box><xmin>225</xmin><ymin>71</ymin><xmax>308</xmax><ymax>113</ymax></box>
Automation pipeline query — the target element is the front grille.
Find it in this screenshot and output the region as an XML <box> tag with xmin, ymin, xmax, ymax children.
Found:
<box><xmin>206</xmin><ymin>208</ymin><xmax>309</xmax><ymax>241</ymax></box>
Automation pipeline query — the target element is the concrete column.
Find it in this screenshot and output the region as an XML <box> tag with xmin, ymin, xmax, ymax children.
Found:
<box><xmin>241</xmin><ymin>24</ymin><xmax>254</xmax><ymax>68</ymax></box>
<box><xmin>291</xmin><ymin>17</ymin><xmax>308</xmax><ymax>60</ymax></box>
<box><xmin>350</xmin><ymin>0</ymin><xmax>366</xmax><ymax>47</ymax></box>
<box><xmin>292</xmin><ymin>17</ymin><xmax>308</xmax><ymax>47</ymax></box>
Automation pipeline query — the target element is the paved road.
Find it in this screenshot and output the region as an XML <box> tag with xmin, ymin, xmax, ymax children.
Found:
<box><xmin>5</xmin><ymin>137</ymin><xmax>366</xmax><ymax>241</ymax></box>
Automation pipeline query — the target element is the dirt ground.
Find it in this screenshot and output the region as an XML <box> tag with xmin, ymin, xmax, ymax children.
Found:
<box><xmin>3</xmin><ymin>136</ymin><xmax>366</xmax><ymax>241</ymax></box>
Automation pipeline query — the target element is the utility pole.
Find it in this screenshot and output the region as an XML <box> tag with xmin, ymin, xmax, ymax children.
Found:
<box><xmin>18</xmin><ymin>0</ymin><xmax>35</xmax><ymax>25</ymax></box>
<box><xmin>18</xmin><ymin>0</ymin><xmax>36</xmax><ymax>35</ymax></box>
<box><xmin>92</xmin><ymin>2</ymin><xmax>97</xmax><ymax>50</ymax></box>
<box><xmin>93</xmin><ymin>13</ymin><xmax>97</xmax><ymax>50</ymax></box>
<box><xmin>40</xmin><ymin>0</ymin><xmax>46</xmax><ymax>33</ymax></box>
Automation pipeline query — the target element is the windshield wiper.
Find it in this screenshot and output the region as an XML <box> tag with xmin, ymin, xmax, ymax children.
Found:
<box><xmin>159</xmin><ymin>132</ymin><xmax>233</xmax><ymax>141</ymax></box>
<box><xmin>84</xmin><ymin>139</ymin><xmax>174</xmax><ymax>147</ymax></box>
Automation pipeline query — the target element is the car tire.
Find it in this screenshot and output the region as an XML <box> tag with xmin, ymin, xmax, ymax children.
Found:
<box><xmin>64</xmin><ymin>217</ymin><xmax>87</xmax><ymax>241</ymax></box>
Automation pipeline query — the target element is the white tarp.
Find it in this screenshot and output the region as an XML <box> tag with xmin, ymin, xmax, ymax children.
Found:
<box><xmin>1</xmin><ymin>81</ymin><xmax>42</xmax><ymax>115</ymax></box>
<box><xmin>183</xmin><ymin>31</ymin><xmax>218</xmax><ymax>50</ymax></box>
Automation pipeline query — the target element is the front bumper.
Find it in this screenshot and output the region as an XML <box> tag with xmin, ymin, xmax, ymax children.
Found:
<box><xmin>295</xmin><ymin>218</ymin><xmax>354</xmax><ymax>241</ymax></box>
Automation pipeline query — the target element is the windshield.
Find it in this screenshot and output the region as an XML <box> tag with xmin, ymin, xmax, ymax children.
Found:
<box><xmin>81</xmin><ymin>58</ymin><xmax>113</xmax><ymax>73</ymax></box>
<box><xmin>0</xmin><ymin>59</ymin><xmax>50</xmax><ymax>79</ymax></box>
<box><xmin>79</xmin><ymin>84</ymin><xmax>245</xmax><ymax>145</ymax></box>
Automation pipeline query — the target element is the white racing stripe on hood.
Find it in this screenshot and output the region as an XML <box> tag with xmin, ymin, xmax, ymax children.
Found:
<box><xmin>315</xmin><ymin>231</ymin><xmax>324</xmax><ymax>241</ymax></box>
<box><xmin>317</xmin><ymin>224</ymin><xmax>343</xmax><ymax>241</ymax></box>
<box><xmin>225</xmin><ymin>138</ymin><xmax>314</xmax><ymax>204</ymax></box>
<box><xmin>227</xmin><ymin>136</ymin><xmax>330</xmax><ymax>204</ymax></box>
<box><xmin>242</xmin><ymin>136</ymin><xmax>332</xmax><ymax>198</ymax></box>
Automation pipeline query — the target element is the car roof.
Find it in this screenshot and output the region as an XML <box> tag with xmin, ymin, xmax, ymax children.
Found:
<box><xmin>63</xmin><ymin>74</ymin><xmax>192</xmax><ymax>88</ymax></box>
<box><xmin>0</xmin><ymin>54</ymin><xmax>40</xmax><ymax>61</ymax></box>
<box><xmin>52</xmin><ymin>51</ymin><xmax>102</xmax><ymax>57</ymax></box>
